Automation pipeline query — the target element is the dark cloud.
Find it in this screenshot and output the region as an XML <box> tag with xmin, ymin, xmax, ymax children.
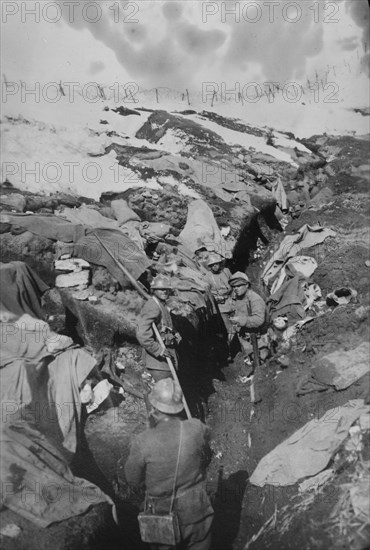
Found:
<box><xmin>89</xmin><ymin>61</ymin><xmax>105</xmax><ymax>75</ymax></box>
<box><xmin>175</xmin><ymin>24</ymin><xmax>226</xmax><ymax>55</ymax></box>
<box><xmin>162</xmin><ymin>2</ymin><xmax>183</xmax><ymax>22</ymax></box>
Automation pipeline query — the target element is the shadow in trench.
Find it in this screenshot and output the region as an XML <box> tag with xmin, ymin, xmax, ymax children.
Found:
<box><xmin>211</xmin><ymin>469</ymin><xmax>249</xmax><ymax>550</ymax></box>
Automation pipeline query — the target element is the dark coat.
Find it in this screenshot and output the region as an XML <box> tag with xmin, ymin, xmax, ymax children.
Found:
<box><xmin>124</xmin><ymin>417</ymin><xmax>213</xmax><ymax>525</ymax></box>
<box><xmin>136</xmin><ymin>297</ymin><xmax>177</xmax><ymax>371</ymax></box>
<box><xmin>231</xmin><ymin>289</ymin><xmax>267</xmax><ymax>331</ymax></box>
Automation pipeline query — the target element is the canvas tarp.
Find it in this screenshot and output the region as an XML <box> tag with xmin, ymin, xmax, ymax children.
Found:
<box><xmin>312</xmin><ymin>341</ymin><xmax>370</xmax><ymax>391</ymax></box>
<box><xmin>179</xmin><ymin>199</ymin><xmax>225</xmax><ymax>256</ymax></box>
<box><xmin>0</xmin><ymin>313</ymin><xmax>109</xmax><ymax>526</ymax></box>
<box><xmin>262</xmin><ymin>224</ymin><xmax>336</xmax><ymax>287</ymax></box>
<box><xmin>0</xmin><ymin>213</ymin><xmax>85</xmax><ymax>243</ymax></box>
<box><xmin>249</xmin><ymin>399</ymin><xmax>369</xmax><ymax>487</ymax></box>
<box><xmin>1</xmin><ymin>419</ymin><xmax>109</xmax><ymax>528</ymax></box>
<box><xmin>73</xmin><ymin>228</ymin><xmax>150</xmax><ymax>285</ymax></box>
<box><xmin>0</xmin><ymin>261</ymin><xmax>49</xmax><ymax>319</ymax></box>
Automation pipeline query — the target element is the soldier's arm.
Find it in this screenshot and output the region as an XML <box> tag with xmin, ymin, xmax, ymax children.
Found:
<box><xmin>244</xmin><ymin>294</ymin><xmax>266</xmax><ymax>329</ymax></box>
<box><xmin>136</xmin><ymin>300</ymin><xmax>163</xmax><ymax>357</ymax></box>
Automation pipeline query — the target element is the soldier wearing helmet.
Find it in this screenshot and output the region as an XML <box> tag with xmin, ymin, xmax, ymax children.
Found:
<box><xmin>229</xmin><ymin>272</ymin><xmax>266</xmax><ymax>329</ymax></box>
<box><xmin>204</xmin><ymin>253</ymin><xmax>233</xmax><ymax>335</ymax></box>
<box><xmin>192</xmin><ymin>240</ymin><xmax>210</xmax><ymax>274</ymax></box>
<box><xmin>124</xmin><ymin>379</ymin><xmax>214</xmax><ymax>550</ymax></box>
<box><xmin>229</xmin><ymin>272</ymin><xmax>267</xmax><ymax>372</ymax></box>
<box><xmin>136</xmin><ymin>275</ymin><xmax>180</xmax><ymax>382</ymax></box>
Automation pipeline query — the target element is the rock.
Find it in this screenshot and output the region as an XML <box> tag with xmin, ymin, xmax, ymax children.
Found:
<box><xmin>0</xmin><ymin>523</ymin><xmax>21</xmax><ymax>538</ymax></box>
<box><xmin>92</xmin><ymin>266</ymin><xmax>117</xmax><ymax>292</ymax></box>
<box><xmin>11</xmin><ymin>224</ymin><xmax>28</xmax><ymax>235</ymax></box>
<box><xmin>354</xmin><ymin>306</ymin><xmax>369</xmax><ymax>321</ymax></box>
<box><xmin>0</xmin><ymin>222</ymin><xmax>11</xmax><ymax>233</ymax></box>
<box><xmin>277</xmin><ymin>355</ymin><xmax>290</xmax><ymax>368</ymax></box>
<box><xmin>0</xmin><ymin>193</ymin><xmax>26</xmax><ymax>212</ymax></box>
<box><xmin>286</xmin><ymin>190</ymin><xmax>300</xmax><ymax>207</ymax></box>
<box><xmin>359</xmin><ymin>412</ymin><xmax>370</xmax><ymax>432</ymax></box>
<box><xmin>365</xmin><ymin>260</ymin><xmax>370</xmax><ymax>267</ymax></box>
<box><xmin>56</xmin><ymin>270</ymin><xmax>89</xmax><ymax>288</ymax></box>
<box><xmin>72</xmin><ymin>289</ymin><xmax>91</xmax><ymax>301</ymax></box>
<box><xmin>0</xmin><ymin>231</ymin><xmax>55</xmax><ymax>284</ymax></box>
<box><xmin>308</xmin><ymin>187</ymin><xmax>334</xmax><ymax>208</ymax></box>
<box><xmin>54</xmin><ymin>258</ymin><xmax>90</xmax><ymax>272</ymax></box>
<box><xmin>111</xmin><ymin>199</ymin><xmax>140</xmax><ymax>224</ymax></box>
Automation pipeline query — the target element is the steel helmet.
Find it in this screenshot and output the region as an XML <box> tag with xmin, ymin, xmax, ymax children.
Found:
<box><xmin>207</xmin><ymin>252</ymin><xmax>223</xmax><ymax>266</ymax></box>
<box><xmin>148</xmin><ymin>378</ymin><xmax>184</xmax><ymax>414</ymax></box>
<box><xmin>150</xmin><ymin>274</ymin><xmax>172</xmax><ymax>290</ymax></box>
<box><xmin>229</xmin><ymin>271</ymin><xmax>250</xmax><ymax>286</ymax></box>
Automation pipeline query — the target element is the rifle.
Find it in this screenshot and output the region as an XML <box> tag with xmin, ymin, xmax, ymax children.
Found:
<box><xmin>92</xmin><ymin>232</ymin><xmax>192</xmax><ymax>419</ymax></box>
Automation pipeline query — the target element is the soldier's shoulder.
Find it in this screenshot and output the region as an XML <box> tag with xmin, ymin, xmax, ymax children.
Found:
<box><xmin>141</xmin><ymin>297</ymin><xmax>161</xmax><ymax>314</ymax></box>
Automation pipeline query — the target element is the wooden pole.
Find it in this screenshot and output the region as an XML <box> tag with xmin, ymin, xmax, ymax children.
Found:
<box><xmin>92</xmin><ymin>232</ymin><xmax>192</xmax><ymax>419</ymax></box>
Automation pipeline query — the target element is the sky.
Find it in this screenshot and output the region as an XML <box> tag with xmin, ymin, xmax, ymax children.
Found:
<box><xmin>1</xmin><ymin>1</ymin><xmax>369</xmax><ymax>93</ymax></box>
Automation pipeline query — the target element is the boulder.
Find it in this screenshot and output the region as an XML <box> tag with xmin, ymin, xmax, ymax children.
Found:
<box><xmin>58</xmin><ymin>289</ymin><xmax>139</xmax><ymax>349</ymax></box>
<box><xmin>0</xmin><ymin>193</ymin><xmax>26</xmax><ymax>212</ymax></box>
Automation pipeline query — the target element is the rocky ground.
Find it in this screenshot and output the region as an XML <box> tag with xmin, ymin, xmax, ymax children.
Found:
<box><xmin>1</xmin><ymin>106</ymin><xmax>369</xmax><ymax>550</ymax></box>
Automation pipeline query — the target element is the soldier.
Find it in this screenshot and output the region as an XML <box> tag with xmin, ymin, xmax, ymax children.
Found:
<box><xmin>124</xmin><ymin>379</ymin><xmax>214</xmax><ymax>550</ymax></box>
<box><xmin>204</xmin><ymin>253</ymin><xmax>233</xmax><ymax>336</ymax></box>
<box><xmin>193</xmin><ymin>241</ymin><xmax>210</xmax><ymax>274</ymax></box>
<box><xmin>136</xmin><ymin>275</ymin><xmax>180</xmax><ymax>382</ymax></box>
<box><xmin>229</xmin><ymin>272</ymin><xmax>268</xmax><ymax>374</ymax></box>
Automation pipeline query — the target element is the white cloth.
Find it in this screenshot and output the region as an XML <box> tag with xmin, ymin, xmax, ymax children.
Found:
<box><xmin>262</xmin><ymin>225</ymin><xmax>336</xmax><ymax>287</ymax></box>
<box><xmin>250</xmin><ymin>399</ymin><xmax>369</xmax><ymax>487</ymax></box>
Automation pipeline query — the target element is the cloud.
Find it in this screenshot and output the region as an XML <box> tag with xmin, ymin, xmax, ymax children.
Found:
<box><xmin>53</xmin><ymin>0</ymin><xmax>367</xmax><ymax>88</ymax></box>
<box><xmin>337</xmin><ymin>36</ymin><xmax>359</xmax><ymax>52</ymax></box>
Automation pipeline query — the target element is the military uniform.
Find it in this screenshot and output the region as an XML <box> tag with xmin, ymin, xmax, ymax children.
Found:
<box><xmin>204</xmin><ymin>268</ymin><xmax>233</xmax><ymax>333</ymax></box>
<box><xmin>230</xmin><ymin>288</ymin><xmax>268</xmax><ymax>361</ymax></box>
<box><xmin>231</xmin><ymin>289</ymin><xmax>267</xmax><ymax>332</ymax></box>
<box><xmin>125</xmin><ymin>416</ymin><xmax>214</xmax><ymax>550</ymax></box>
<box><xmin>136</xmin><ymin>296</ymin><xmax>178</xmax><ymax>380</ymax></box>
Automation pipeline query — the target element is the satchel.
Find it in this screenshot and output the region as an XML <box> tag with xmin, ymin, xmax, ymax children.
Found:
<box><xmin>138</xmin><ymin>422</ymin><xmax>183</xmax><ymax>546</ymax></box>
<box><xmin>138</xmin><ymin>510</ymin><xmax>180</xmax><ymax>546</ymax></box>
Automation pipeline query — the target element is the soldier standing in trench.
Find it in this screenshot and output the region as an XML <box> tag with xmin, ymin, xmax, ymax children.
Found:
<box><xmin>228</xmin><ymin>272</ymin><xmax>268</xmax><ymax>376</ymax></box>
<box><xmin>204</xmin><ymin>253</ymin><xmax>233</xmax><ymax>336</ymax></box>
<box><xmin>136</xmin><ymin>274</ymin><xmax>181</xmax><ymax>382</ymax></box>
<box><xmin>124</xmin><ymin>378</ymin><xmax>214</xmax><ymax>550</ymax></box>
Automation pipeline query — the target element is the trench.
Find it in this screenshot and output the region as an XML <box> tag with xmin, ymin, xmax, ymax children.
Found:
<box><xmin>59</xmin><ymin>213</ymin><xmax>272</xmax><ymax>550</ymax></box>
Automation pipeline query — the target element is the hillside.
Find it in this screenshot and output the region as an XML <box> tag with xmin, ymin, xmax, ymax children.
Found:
<box><xmin>0</xmin><ymin>91</ymin><xmax>369</xmax><ymax>550</ymax></box>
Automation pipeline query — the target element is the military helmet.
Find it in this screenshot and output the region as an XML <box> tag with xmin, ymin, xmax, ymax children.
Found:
<box><xmin>150</xmin><ymin>274</ymin><xmax>172</xmax><ymax>290</ymax></box>
<box><xmin>148</xmin><ymin>378</ymin><xmax>184</xmax><ymax>414</ymax></box>
<box><xmin>207</xmin><ymin>252</ymin><xmax>223</xmax><ymax>266</ymax></box>
<box><xmin>229</xmin><ymin>271</ymin><xmax>250</xmax><ymax>286</ymax></box>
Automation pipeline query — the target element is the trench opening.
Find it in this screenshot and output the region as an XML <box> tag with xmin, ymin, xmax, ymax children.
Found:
<box><xmin>65</xmin><ymin>211</ymin><xmax>276</xmax><ymax>550</ymax></box>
